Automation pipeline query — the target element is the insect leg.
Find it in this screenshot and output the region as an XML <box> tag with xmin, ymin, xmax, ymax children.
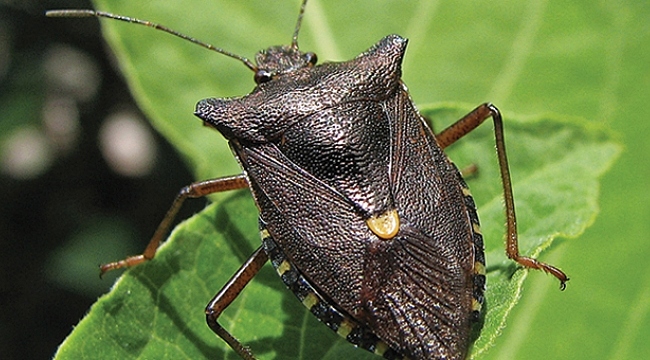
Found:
<box><xmin>99</xmin><ymin>174</ymin><xmax>249</xmax><ymax>276</ymax></box>
<box><xmin>206</xmin><ymin>246</ymin><xmax>268</xmax><ymax>360</ymax></box>
<box><xmin>436</xmin><ymin>103</ymin><xmax>569</xmax><ymax>290</ymax></box>
<box><xmin>426</xmin><ymin>112</ymin><xmax>479</xmax><ymax>177</ymax></box>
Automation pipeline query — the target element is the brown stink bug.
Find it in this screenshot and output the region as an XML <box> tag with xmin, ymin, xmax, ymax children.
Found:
<box><xmin>47</xmin><ymin>1</ymin><xmax>568</xmax><ymax>359</ymax></box>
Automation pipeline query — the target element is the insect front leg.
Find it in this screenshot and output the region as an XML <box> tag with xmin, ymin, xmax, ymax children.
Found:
<box><xmin>99</xmin><ymin>174</ymin><xmax>249</xmax><ymax>276</ymax></box>
<box><xmin>436</xmin><ymin>103</ymin><xmax>569</xmax><ymax>289</ymax></box>
<box><xmin>206</xmin><ymin>246</ymin><xmax>268</xmax><ymax>360</ymax></box>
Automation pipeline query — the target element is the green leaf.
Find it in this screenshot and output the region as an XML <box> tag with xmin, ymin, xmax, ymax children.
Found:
<box><xmin>53</xmin><ymin>0</ymin><xmax>627</xmax><ymax>359</ymax></box>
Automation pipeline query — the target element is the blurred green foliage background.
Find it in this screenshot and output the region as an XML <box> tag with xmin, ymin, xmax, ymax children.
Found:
<box><xmin>1</xmin><ymin>1</ymin><xmax>205</xmax><ymax>358</ymax></box>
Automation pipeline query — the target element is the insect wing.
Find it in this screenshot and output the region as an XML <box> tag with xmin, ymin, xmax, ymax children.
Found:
<box><xmin>364</xmin><ymin>89</ymin><xmax>480</xmax><ymax>359</ymax></box>
<box><xmin>232</xmin><ymin>139</ymin><xmax>370</xmax><ymax>315</ymax></box>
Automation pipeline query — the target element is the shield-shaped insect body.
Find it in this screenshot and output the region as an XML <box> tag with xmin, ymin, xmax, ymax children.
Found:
<box><xmin>48</xmin><ymin>1</ymin><xmax>568</xmax><ymax>359</ymax></box>
<box><xmin>196</xmin><ymin>34</ymin><xmax>485</xmax><ymax>359</ymax></box>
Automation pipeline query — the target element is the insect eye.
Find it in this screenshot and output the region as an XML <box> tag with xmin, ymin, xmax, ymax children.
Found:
<box><xmin>254</xmin><ymin>70</ymin><xmax>273</xmax><ymax>84</ymax></box>
<box><xmin>304</xmin><ymin>52</ymin><xmax>318</xmax><ymax>66</ymax></box>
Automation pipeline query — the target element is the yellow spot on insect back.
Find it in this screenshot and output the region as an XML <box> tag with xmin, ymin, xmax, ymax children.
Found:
<box><xmin>472</xmin><ymin>222</ymin><xmax>482</xmax><ymax>235</ymax></box>
<box><xmin>277</xmin><ymin>260</ymin><xmax>291</xmax><ymax>276</ymax></box>
<box><xmin>474</xmin><ymin>261</ymin><xmax>486</xmax><ymax>275</ymax></box>
<box><xmin>461</xmin><ymin>186</ymin><xmax>472</xmax><ymax>196</ymax></box>
<box><xmin>472</xmin><ymin>298</ymin><xmax>482</xmax><ymax>312</ymax></box>
<box><xmin>337</xmin><ymin>318</ymin><xmax>354</xmax><ymax>338</ymax></box>
<box><xmin>366</xmin><ymin>209</ymin><xmax>400</xmax><ymax>240</ymax></box>
<box><xmin>302</xmin><ymin>292</ymin><xmax>319</xmax><ymax>310</ymax></box>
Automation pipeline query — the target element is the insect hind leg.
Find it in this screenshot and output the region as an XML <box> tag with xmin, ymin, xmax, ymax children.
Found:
<box><xmin>436</xmin><ymin>103</ymin><xmax>569</xmax><ymax>289</ymax></box>
<box><xmin>205</xmin><ymin>246</ymin><xmax>268</xmax><ymax>360</ymax></box>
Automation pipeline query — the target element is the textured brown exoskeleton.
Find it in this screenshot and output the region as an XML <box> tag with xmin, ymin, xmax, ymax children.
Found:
<box><xmin>48</xmin><ymin>1</ymin><xmax>568</xmax><ymax>359</ymax></box>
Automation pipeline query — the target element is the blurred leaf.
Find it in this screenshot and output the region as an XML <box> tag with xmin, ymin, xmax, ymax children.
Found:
<box><xmin>45</xmin><ymin>217</ymin><xmax>139</xmax><ymax>297</ymax></box>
